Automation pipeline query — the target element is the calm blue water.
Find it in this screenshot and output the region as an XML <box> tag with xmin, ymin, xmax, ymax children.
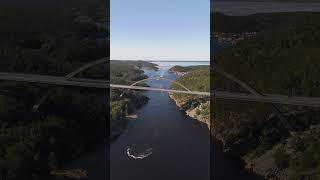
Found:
<box><xmin>110</xmin><ymin>62</ymin><xmax>258</xmax><ymax>180</ymax></box>
<box><xmin>68</xmin><ymin>60</ymin><xmax>257</xmax><ymax>180</ymax></box>
<box><xmin>110</xmin><ymin>63</ymin><xmax>210</xmax><ymax>180</ymax></box>
<box><xmin>149</xmin><ymin>61</ymin><xmax>210</xmax><ymax>70</ymax></box>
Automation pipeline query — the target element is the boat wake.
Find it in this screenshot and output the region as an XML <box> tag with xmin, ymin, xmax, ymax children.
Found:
<box><xmin>126</xmin><ymin>147</ymin><xmax>153</xmax><ymax>160</ymax></box>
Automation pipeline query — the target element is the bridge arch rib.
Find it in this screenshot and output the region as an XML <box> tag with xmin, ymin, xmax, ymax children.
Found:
<box><xmin>211</xmin><ymin>63</ymin><xmax>293</xmax><ymax>131</ymax></box>
<box><xmin>33</xmin><ymin>57</ymin><xmax>109</xmax><ymax>111</ymax></box>
<box><xmin>33</xmin><ymin>59</ymin><xmax>290</xmax><ymax>130</ymax></box>
<box><xmin>129</xmin><ymin>77</ymin><xmax>192</xmax><ymax>92</ymax></box>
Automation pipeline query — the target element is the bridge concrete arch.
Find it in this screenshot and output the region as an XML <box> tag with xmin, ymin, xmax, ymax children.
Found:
<box><xmin>211</xmin><ymin>63</ymin><xmax>293</xmax><ymax>131</ymax></box>
<box><xmin>119</xmin><ymin>76</ymin><xmax>193</xmax><ymax>98</ymax></box>
<box><xmin>129</xmin><ymin>76</ymin><xmax>192</xmax><ymax>92</ymax></box>
<box><xmin>30</xmin><ymin>58</ymin><xmax>294</xmax><ymax>130</ymax></box>
<box><xmin>33</xmin><ymin>57</ymin><xmax>109</xmax><ymax>111</ymax></box>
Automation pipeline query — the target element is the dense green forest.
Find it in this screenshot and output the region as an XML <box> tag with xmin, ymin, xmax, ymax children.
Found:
<box><xmin>212</xmin><ymin>12</ymin><xmax>320</xmax><ymax>34</ymax></box>
<box><xmin>213</xmin><ymin>12</ymin><xmax>320</xmax><ymax>179</ymax></box>
<box><xmin>111</xmin><ymin>60</ymin><xmax>158</xmax><ymax>71</ymax></box>
<box><xmin>169</xmin><ymin>65</ymin><xmax>208</xmax><ymax>73</ymax></box>
<box><xmin>170</xmin><ymin>66</ymin><xmax>210</xmax><ymax>124</ymax></box>
<box><xmin>0</xmin><ymin>0</ymin><xmax>108</xmax><ymax>179</ymax></box>
<box><xmin>110</xmin><ymin>61</ymin><xmax>154</xmax><ymax>139</ymax></box>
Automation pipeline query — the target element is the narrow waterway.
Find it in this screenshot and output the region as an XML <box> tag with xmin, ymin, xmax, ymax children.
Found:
<box><xmin>110</xmin><ymin>62</ymin><xmax>257</xmax><ymax>180</ymax></box>
<box><xmin>66</xmin><ymin>62</ymin><xmax>258</xmax><ymax>179</ymax></box>
<box><xmin>110</xmin><ymin>66</ymin><xmax>210</xmax><ymax>180</ymax></box>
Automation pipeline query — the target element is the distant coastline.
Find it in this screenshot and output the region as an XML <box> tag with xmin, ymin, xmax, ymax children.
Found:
<box><xmin>148</xmin><ymin>60</ymin><xmax>209</xmax><ymax>62</ymax></box>
<box><xmin>212</xmin><ymin>1</ymin><xmax>320</xmax><ymax>15</ymax></box>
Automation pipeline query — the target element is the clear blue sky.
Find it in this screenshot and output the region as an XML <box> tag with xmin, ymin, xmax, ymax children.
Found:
<box><xmin>111</xmin><ymin>0</ymin><xmax>210</xmax><ymax>61</ymax></box>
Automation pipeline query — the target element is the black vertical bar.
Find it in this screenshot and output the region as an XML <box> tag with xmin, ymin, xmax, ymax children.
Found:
<box><xmin>104</xmin><ymin>0</ymin><xmax>111</xmax><ymax>178</ymax></box>
<box><xmin>210</xmin><ymin>0</ymin><xmax>215</xmax><ymax>179</ymax></box>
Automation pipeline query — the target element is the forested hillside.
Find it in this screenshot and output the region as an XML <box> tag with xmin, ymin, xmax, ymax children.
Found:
<box><xmin>169</xmin><ymin>65</ymin><xmax>208</xmax><ymax>73</ymax></box>
<box><xmin>0</xmin><ymin>1</ymin><xmax>108</xmax><ymax>179</ymax></box>
<box><xmin>213</xmin><ymin>12</ymin><xmax>320</xmax><ymax>179</ymax></box>
<box><xmin>170</xmin><ymin>66</ymin><xmax>210</xmax><ymax>125</ymax></box>
<box><xmin>212</xmin><ymin>12</ymin><xmax>320</xmax><ymax>34</ymax></box>
<box><xmin>110</xmin><ymin>61</ymin><xmax>153</xmax><ymax>138</ymax></box>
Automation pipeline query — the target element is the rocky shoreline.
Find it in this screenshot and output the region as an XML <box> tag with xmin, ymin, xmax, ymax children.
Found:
<box><xmin>168</xmin><ymin>93</ymin><xmax>210</xmax><ymax>128</ymax></box>
<box><xmin>168</xmin><ymin>93</ymin><xmax>266</xmax><ymax>178</ymax></box>
<box><xmin>169</xmin><ymin>93</ymin><xmax>277</xmax><ymax>179</ymax></box>
<box><xmin>168</xmin><ymin>91</ymin><xmax>279</xmax><ymax>179</ymax></box>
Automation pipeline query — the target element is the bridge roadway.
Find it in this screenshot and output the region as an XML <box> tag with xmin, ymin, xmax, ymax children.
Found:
<box><xmin>32</xmin><ymin>58</ymin><xmax>109</xmax><ymax>111</ymax></box>
<box><xmin>0</xmin><ymin>72</ymin><xmax>320</xmax><ymax>107</ymax></box>
<box><xmin>112</xmin><ymin>84</ymin><xmax>320</xmax><ymax>107</ymax></box>
<box><xmin>212</xmin><ymin>65</ymin><xmax>294</xmax><ymax>130</ymax></box>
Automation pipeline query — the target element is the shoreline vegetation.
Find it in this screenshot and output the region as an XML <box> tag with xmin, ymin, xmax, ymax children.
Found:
<box><xmin>212</xmin><ymin>12</ymin><xmax>320</xmax><ymax>179</ymax></box>
<box><xmin>168</xmin><ymin>65</ymin><xmax>210</xmax><ymax>127</ymax></box>
<box><xmin>110</xmin><ymin>60</ymin><xmax>158</xmax><ymax>139</ymax></box>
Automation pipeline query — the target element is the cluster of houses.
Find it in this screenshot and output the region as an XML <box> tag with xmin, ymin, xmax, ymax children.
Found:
<box><xmin>213</xmin><ymin>32</ymin><xmax>257</xmax><ymax>44</ymax></box>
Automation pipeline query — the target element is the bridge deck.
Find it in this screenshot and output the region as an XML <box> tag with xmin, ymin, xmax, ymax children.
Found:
<box><xmin>0</xmin><ymin>72</ymin><xmax>320</xmax><ymax>107</ymax></box>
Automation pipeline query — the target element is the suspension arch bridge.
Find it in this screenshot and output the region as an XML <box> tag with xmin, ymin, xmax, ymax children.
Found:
<box><xmin>0</xmin><ymin>58</ymin><xmax>319</xmax><ymax>111</ymax></box>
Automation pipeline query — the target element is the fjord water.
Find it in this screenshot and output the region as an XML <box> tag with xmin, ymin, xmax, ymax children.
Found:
<box><xmin>110</xmin><ymin>61</ymin><xmax>257</xmax><ymax>180</ymax></box>
<box><xmin>110</xmin><ymin>62</ymin><xmax>210</xmax><ymax>180</ymax></box>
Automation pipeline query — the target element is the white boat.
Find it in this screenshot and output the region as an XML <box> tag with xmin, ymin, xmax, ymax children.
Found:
<box><xmin>126</xmin><ymin>147</ymin><xmax>153</xmax><ymax>160</ymax></box>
